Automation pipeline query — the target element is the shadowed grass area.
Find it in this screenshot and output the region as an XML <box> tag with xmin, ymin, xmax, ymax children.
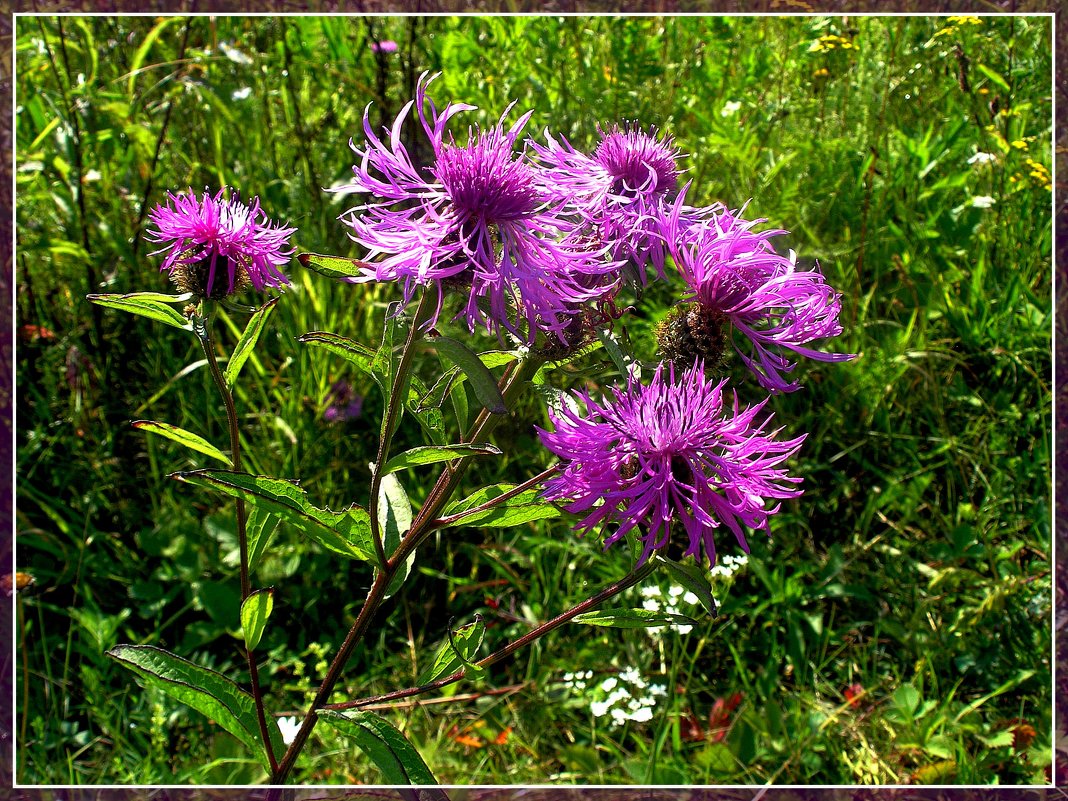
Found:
<box><xmin>14</xmin><ymin>15</ymin><xmax>1051</xmax><ymax>785</ymax></box>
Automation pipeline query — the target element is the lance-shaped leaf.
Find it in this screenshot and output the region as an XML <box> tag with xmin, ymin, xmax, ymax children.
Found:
<box><xmin>108</xmin><ymin>644</ymin><xmax>284</xmax><ymax>771</ymax></box>
<box><xmin>430</xmin><ymin>337</ymin><xmax>506</xmax><ymax>415</ymax></box>
<box><xmin>596</xmin><ymin>326</ymin><xmax>642</xmax><ymax>380</ymax></box>
<box><xmin>225</xmin><ymin>297</ymin><xmax>278</xmax><ymax>388</ymax></box>
<box><xmin>172</xmin><ymin>470</ymin><xmax>375</xmax><ymax>562</ymax></box>
<box><xmin>240</xmin><ymin>589</ymin><xmax>274</xmax><ymax>651</ymax></box>
<box><xmin>574</xmin><ymin>608</ymin><xmax>700</xmax><ymax>629</ymax></box>
<box><xmin>417</xmin><ymin>616</ymin><xmax>486</xmax><ymax>685</ymax></box>
<box><xmin>378</xmin><ymin>471</ymin><xmax>414</xmax><ymax>600</ymax></box>
<box><xmin>655</xmin><ymin>554</ymin><xmax>718</xmax><ymax>617</ymax></box>
<box><xmin>88</xmin><ymin>292</ymin><xmax>193</xmax><ymax>331</ymax></box>
<box><xmin>318</xmin><ymin>709</ymin><xmax>438</xmax><ymax>787</ymax></box>
<box><xmin>442</xmin><ymin>484</ymin><xmax>561</xmax><ymax>529</ymax></box>
<box><xmin>132</xmin><ymin>420</ymin><xmax>232</xmax><ymax>465</ymax></box>
<box><xmin>382</xmin><ymin>443</ymin><xmax>502</xmax><ymax>476</ymax></box>
<box><xmin>298</xmin><ymin>331</ymin><xmax>374</xmax><ymax>376</ymax></box>
<box><xmin>298</xmin><ymin>252</ymin><xmax>373</xmax><ymax>281</ymax></box>
<box><xmin>247</xmin><ymin>508</ymin><xmax>280</xmax><ymax>571</ymax></box>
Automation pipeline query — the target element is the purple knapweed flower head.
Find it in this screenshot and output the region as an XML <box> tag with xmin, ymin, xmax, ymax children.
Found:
<box><xmin>537</xmin><ymin>361</ymin><xmax>806</xmax><ymax>568</ymax></box>
<box><xmin>337</xmin><ymin>72</ymin><xmax>616</xmax><ymax>344</ymax></box>
<box><xmin>532</xmin><ymin>122</ymin><xmax>714</xmax><ymax>284</ymax></box>
<box><xmin>370</xmin><ymin>40</ymin><xmax>398</xmax><ymax>54</ymax></box>
<box><xmin>146</xmin><ymin>188</ymin><xmax>295</xmax><ymax>299</ymax></box>
<box><xmin>658</xmin><ymin>187</ymin><xmax>855</xmax><ymax>393</ymax></box>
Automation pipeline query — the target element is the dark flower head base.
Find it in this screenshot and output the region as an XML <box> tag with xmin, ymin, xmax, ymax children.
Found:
<box><xmin>662</xmin><ymin>187</ymin><xmax>855</xmax><ymax>393</ymax></box>
<box><xmin>537</xmin><ymin>361</ymin><xmax>806</xmax><ymax>568</ymax></box>
<box><xmin>338</xmin><ymin>72</ymin><xmax>617</xmax><ymax>344</ymax></box>
<box><xmin>146</xmin><ymin>188</ymin><xmax>295</xmax><ymax>299</ymax></box>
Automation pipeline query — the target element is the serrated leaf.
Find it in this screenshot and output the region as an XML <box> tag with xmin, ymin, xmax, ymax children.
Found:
<box><xmin>298</xmin><ymin>331</ymin><xmax>374</xmax><ymax>376</ymax></box>
<box><xmin>378</xmin><ymin>471</ymin><xmax>414</xmax><ymax>600</ymax></box>
<box><xmin>240</xmin><ymin>589</ymin><xmax>274</xmax><ymax>651</ymax></box>
<box><xmin>573</xmin><ymin>608</ymin><xmax>699</xmax><ymax>628</ymax></box>
<box><xmin>417</xmin><ymin>617</ymin><xmax>486</xmax><ymax>685</ymax></box>
<box><xmin>247</xmin><ymin>508</ymin><xmax>280</xmax><ymax>571</ymax></box>
<box><xmin>88</xmin><ymin>292</ymin><xmax>193</xmax><ymax>331</ymax></box>
<box><xmin>108</xmin><ymin>644</ymin><xmax>283</xmax><ymax>771</ymax></box>
<box><xmin>655</xmin><ymin>555</ymin><xmax>718</xmax><ymax>616</ymax></box>
<box><xmin>382</xmin><ymin>443</ymin><xmax>502</xmax><ymax>475</ymax></box>
<box><xmin>442</xmin><ymin>484</ymin><xmax>561</xmax><ymax>529</ymax></box>
<box><xmin>431</xmin><ymin>336</ymin><xmax>507</xmax><ymax>415</ymax></box>
<box><xmin>298</xmin><ymin>252</ymin><xmax>373</xmax><ymax>280</ymax></box>
<box><xmin>172</xmin><ymin>470</ymin><xmax>374</xmax><ymax>562</ymax></box>
<box><xmin>225</xmin><ymin>297</ymin><xmax>278</xmax><ymax>388</ymax></box>
<box><xmin>318</xmin><ymin>709</ymin><xmax>438</xmax><ymax>787</ymax></box>
<box><xmin>132</xmin><ymin>420</ymin><xmax>232</xmax><ymax>465</ymax></box>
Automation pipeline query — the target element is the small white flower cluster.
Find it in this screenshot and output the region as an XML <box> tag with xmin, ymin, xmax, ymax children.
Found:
<box><xmin>709</xmin><ymin>552</ymin><xmax>749</xmax><ymax>579</ymax></box>
<box><xmin>967</xmin><ymin>151</ymin><xmax>998</xmax><ymax>166</ymax></box>
<box><xmin>561</xmin><ymin>669</ymin><xmax>594</xmax><ymax>689</ymax></box>
<box><xmin>640</xmin><ymin>584</ymin><xmax>700</xmax><ymax>634</ymax></box>
<box><xmin>588</xmin><ymin>667</ymin><xmax>668</xmax><ymax>727</ymax></box>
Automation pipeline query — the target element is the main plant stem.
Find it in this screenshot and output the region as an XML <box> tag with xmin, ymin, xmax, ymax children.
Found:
<box><xmin>267</xmin><ymin>344</ymin><xmax>544</xmax><ymax>789</ymax></box>
<box><xmin>196</xmin><ymin>304</ymin><xmax>278</xmax><ymax>774</ymax></box>
<box><xmin>323</xmin><ymin>560</ymin><xmax>658</xmax><ymax>712</ymax></box>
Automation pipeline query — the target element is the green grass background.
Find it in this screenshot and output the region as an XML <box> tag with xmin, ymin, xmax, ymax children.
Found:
<box><xmin>14</xmin><ymin>14</ymin><xmax>1052</xmax><ymax>785</ymax></box>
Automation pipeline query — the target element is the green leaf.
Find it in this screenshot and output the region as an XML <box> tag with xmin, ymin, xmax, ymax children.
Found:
<box><xmin>442</xmin><ymin>484</ymin><xmax>561</xmax><ymax>529</ymax></box>
<box><xmin>240</xmin><ymin>589</ymin><xmax>274</xmax><ymax>651</ymax></box>
<box><xmin>976</xmin><ymin>63</ymin><xmax>1011</xmax><ymax>93</ymax></box>
<box><xmin>382</xmin><ymin>443</ymin><xmax>502</xmax><ymax>475</ymax></box>
<box><xmin>172</xmin><ymin>470</ymin><xmax>374</xmax><ymax>562</ymax></box>
<box><xmin>87</xmin><ymin>292</ymin><xmax>193</xmax><ymax>331</ymax></box>
<box><xmin>131</xmin><ymin>420</ymin><xmax>232</xmax><ymax>465</ymax></box>
<box><xmin>127</xmin><ymin>17</ymin><xmax>183</xmax><ymax>95</ymax></box>
<box><xmin>371</xmin><ymin>302</ymin><xmax>401</xmax><ymax>396</ymax></box>
<box><xmin>596</xmin><ymin>326</ymin><xmax>641</xmax><ymax>380</ymax></box>
<box><xmin>225</xmin><ymin>297</ymin><xmax>278</xmax><ymax>388</ymax></box>
<box><xmin>298</xmin><ymin>252</ymin><xmax>374</xmax><ymax>280</ymax></box>
<box><xmin>246</xmin><ymin>508</ymin><xmax>280</xmax><ymax>571</ymax></box>
<box><xmin>573</xmin><ymin>608</ymin><xmax>699</xmax><ymax>629</ymax></box>
<box><xmin>298</xmin><ymin>331</ymin><xmax>374</xmax><ymax>376</ymax></box>
<box><xmin>654</xmin><ymin>555</ymin><xmax>718</xmax><ymax>617</ymax></box>
<box><xmin>430</xmin><ymin>336</ymin><xmax>507</xmax><ymax>414</ymax></box>
<box><xmin>378</xmin><ymin>471</ymin><xmax>414</xmax><ymax>600</ymax></box>
<box><xmin>417</xmin><ymin>616</ymin><xmax>487</xmax><ymax>685</ymax></box>
<box><xmin>318</xmin><ymin>709</ymin><xmax>438</xmax><ymax>786</ymax></box>
<box><xmin>108</xmin><ymin>644</ymin><xmax>283</xmax><ymax>771</ymax></box>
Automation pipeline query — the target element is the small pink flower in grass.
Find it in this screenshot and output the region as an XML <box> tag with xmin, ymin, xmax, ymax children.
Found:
<box><xmin>338</xmin><ymin>72</ymin><xmax>616</xmax><ymax>343</ymax></box>
<box><xmin>146</xmin><ymin>188</ymin><xmax>295</xmax><ymax>299</ymax></box>
<box><xmin>659</xmin><ymin>187</ymin><xmax>855</xmax><ymax>393</ymax></box>
<box><xmin>532</xmin><ymin>122</ymin><xmax>715</xmax><ymax>284</ymax></box>
<box><xmin>370</xmin><ymin>40</ymin><xmax>398</xmax><ymax>54</ymax></box>
<box><xmin>537</xmin><ymin>361</ymin><xmax>806</xmax><ymax>568</ymax></box>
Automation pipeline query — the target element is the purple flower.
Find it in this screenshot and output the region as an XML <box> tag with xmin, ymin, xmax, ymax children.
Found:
<box><xmin>661</xmin><ymin>189</ymin><xmax>855</xmax><ymax>393</ymax></box>
<box><xmin>146</xmin><ymin>188</ymin><xmax>295</xmax><ymax>298</ymax></box>
<box><xmin>323</xmin><ymin>380</ymin><xmax>364</xmax><ymax>423</ymax></box>
<box><xmin>537</xmin><ymin>361</ymin><xmax>805</xmax><ymax>568</ymax></box>
<box><xmin>370</xmin><ymin>40</ymin><xmax>398</xmax><ymax>54</ymax></box>
<box><xmin>532</xmin><ymin>123</ymin><xmax>714</xmax><ymax>283</ymax></box>
<box><xmin>337</xmin><ymin>72</ymin><xmax>616</xmax><ymax>343</ymax></box>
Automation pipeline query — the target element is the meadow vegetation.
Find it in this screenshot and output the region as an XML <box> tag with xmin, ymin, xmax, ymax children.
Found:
<box><xmin>14</xmin><ymin>15</ymin><xmax>1052</xmax><ymax>785</ymax></box>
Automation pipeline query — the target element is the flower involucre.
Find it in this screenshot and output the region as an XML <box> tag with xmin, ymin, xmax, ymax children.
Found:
<box><xmin>661</xmin><ymin>188</ymin><xmax>855</xmax><ymax>393</ymax></box>
<box><xmin>339</xmin><ymin>72</ymin><xmax>616</xmax><ymax>343</ymax></box>
<box><xmin>533</xmin><ymin>123</ymin><xmax>712</xmax><ymax>283</ymax></box>
<box><xmin>146</xmin><ymin>188</ymin><xmax>295</xmax><ymax>299</ymax></box>
<box><xmin>537</xmin><ymin>361</ymin><xmax>806</xmax><ymax>568</ymax></box>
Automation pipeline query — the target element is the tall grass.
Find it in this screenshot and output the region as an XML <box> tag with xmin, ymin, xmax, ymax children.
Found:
<box><xmin>15</xmin><ymin>15</ymin><xmax>1052</xmax><ymax>784</ymax></box>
